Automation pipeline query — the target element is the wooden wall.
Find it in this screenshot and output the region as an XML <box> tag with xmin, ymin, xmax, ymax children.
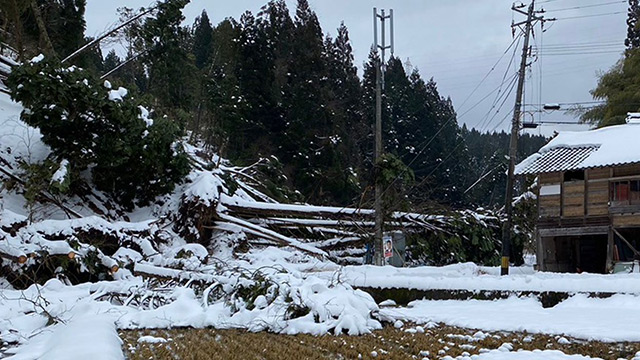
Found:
<box><xmin>538</xmin><ymin>172</ymin><xmax>561</xmax><ymax>218</ymax></box>
<box><xmin>563</xmin><ymin>181</ymin><xmax>584</xmax><ymax>217</ymax></box>
<box><xmin>538</xmin><ymin>165</ymin><xmax>640</xmax><ymax>220</ymax></box>
<box><xmin>585</xmin><ymin>168</ymin><xmax>609</xmax><ymax>216</ymax></box>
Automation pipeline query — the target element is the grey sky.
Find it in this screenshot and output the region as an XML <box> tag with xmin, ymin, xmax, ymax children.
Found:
<box><xmin>85</xmin><ymin>0</ymin><xmax>628</xmax><ymax>136</ymax></box>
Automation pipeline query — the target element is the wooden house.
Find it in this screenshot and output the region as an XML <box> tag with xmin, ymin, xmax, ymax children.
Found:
<box><xmin>515</xmin><ymin>121</ymin><xmax>640</xmax><ymax>274</ymax></box>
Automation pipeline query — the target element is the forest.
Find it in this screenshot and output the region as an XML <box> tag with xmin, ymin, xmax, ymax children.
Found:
<box><xmin>0</xmin><ymin>0</ymin><xmax>547</xmax><ymax>214</ymax></box>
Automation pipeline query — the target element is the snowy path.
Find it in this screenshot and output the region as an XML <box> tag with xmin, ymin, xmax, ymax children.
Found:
<box><xmin>382</xmin><ymin>294</ymin><xmax>640</xmax><ymax>343</ymax></box>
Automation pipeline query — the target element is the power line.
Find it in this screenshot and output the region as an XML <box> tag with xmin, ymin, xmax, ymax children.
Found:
<box><xmin>395</xmin><ymin>34</ymin><xmax>522</xmax><ymax>162</ymax></box>
<box><xmin>474</xmin><ymin>35</ymin><xmax>523</xmax><ymax>132</ymax></box>
<box><xmin>543</xmin><ymin>0</ymin><xmax>626</xmax><ymax>12</ymax></box>
<box><xmin>554</xmin><ymin>10</ymin><xmax>626</xmax><ymax>20</ymax></box>
<box><xmin>378</xmin><ymin>35</ymin><xmax>523</xmax><ymax>203</ymax></box>
<box><xmin>535</xmin><ymin>50</ymin><xmax>623</xmax><ymax>55</ymax></box>
<box><xmin>539</xmin><ymin>40</ymin><xmax>621</xmax><ymax>47</ymax></box>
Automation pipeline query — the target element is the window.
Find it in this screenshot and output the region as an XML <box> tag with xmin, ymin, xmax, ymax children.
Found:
<box><xmin>564</xmin><ymin>170</ymin><xmax>585</xmax><ymax>182</ymax></box>
<box><xmin>610</xmin><ymin>180</ymin><xmax>640</xmax><ymax>206</ymax></box>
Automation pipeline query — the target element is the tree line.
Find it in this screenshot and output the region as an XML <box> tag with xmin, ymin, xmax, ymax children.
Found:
<box><xmin>0</xmin><ymin>0</ymin><xmax>547</xmax><ymax>211</ymax></box>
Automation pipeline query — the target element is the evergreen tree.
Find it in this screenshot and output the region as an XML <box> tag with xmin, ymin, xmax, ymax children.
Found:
<box><xmin>51</xmin><ymin>0</ymin><xmax>87</xmax><ymax>59</ymax></box>
<box><xmin>627</xmin><ymin>0</ymin><xmax>640</xmax><ymax>50</ymax></box>
<box><xmin>201</xmin><ymin>18</ymin><xmax>243</xmax><ymax>148</ymax></box>
<box><xmin>2</xmin><ymin>0</ymin><xmax>89</xmax><ymax>63</ymax></box>
<box><xmin>102</xmin><ymin>49</ymin><xmax>122</xmax><ymax>74</ymax></box>
<box><xmin>192</xmin><ymin>10</ymin><xmax>213</xmax><ymax>69</ymax></box>
<box><xmin>233</xmin><ymin>10</ymin><xmax>279</xmax><ymax>160</ymax></box>
<box><xmin>7</xmin><ymin>58</ymin><xmax>190</xmax><ymax>208</ymax></box>
<box><xmin>320</xmin><ymin>23</ymin><xmax>366</xmax><ymax>203</ymax></box>
<box><xmin>282</xmin><ymin>0</ymin><xmax>334</xmax><ymax>202</ymax></box>
<box><xmin>139</xmin><ymin>0</ymin><xmax>198</xmax><ymax>111</ymax></box>
<box><xmin>260</xmin><ymin>0</ymin><xmax>294</xmax><ymax>103</ymax></box>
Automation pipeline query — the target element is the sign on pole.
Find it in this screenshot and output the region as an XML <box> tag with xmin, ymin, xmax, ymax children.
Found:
<box><xmin>383</xmin><ymin>234</ymin><xmax>393</xmax><ymax>259</ymax></box>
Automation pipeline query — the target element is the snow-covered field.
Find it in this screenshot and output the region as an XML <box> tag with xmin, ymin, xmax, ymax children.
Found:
<box><xmin>317</xmin><ymin>262</ymin><xmax>640</xmax><ymax>294</ymax></box>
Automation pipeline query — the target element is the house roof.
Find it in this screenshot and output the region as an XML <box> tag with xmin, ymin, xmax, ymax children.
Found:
<box><xmin>515</xmin><ymin>123</ymin><xmax>640</xmax><ymax>175</ymax></box>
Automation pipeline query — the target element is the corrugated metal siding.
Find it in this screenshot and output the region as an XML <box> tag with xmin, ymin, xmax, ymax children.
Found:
<box><xmin>516</xmin><ymin>146</ymin><xmax>599</xmax><ymax>175</ymax></box>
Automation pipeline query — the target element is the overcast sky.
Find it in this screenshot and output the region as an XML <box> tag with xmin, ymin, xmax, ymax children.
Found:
<box><xmin>85</xmin><ymin>0</ymin><xmax>628</xmax><ymax>136</ymax></box>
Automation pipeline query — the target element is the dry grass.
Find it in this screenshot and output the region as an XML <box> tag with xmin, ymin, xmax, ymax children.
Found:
<box><xmin>120</xmin><ymin>324</ymin><xmax>640</xmax><ymax>360</ymax></box>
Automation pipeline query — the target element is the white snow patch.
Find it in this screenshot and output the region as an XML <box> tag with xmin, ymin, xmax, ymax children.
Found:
<box><xmin>379</xmin><ymin>299</ymin><xmax>397</xmax><ymax>307</ymax></box>
<box><xmin>50</xmin><ymin>159</ymin><xmax>69</xmax><ymax>185</ymax></box>
<box><xmin>5</xmin><ymin>313</ymin><xmax>123</xmax><ymax>360</ymax></box>
<box><xmin>30</xmin><ymin>54</ymin><xmax>44</xmax><ymax>64</ymax></box>
<box><xmin>138</xmin><ymin>336</ymin><xmax>168</xmax><ymax>344</ymax></box>
<box><xmin>139</xmin><ymin>106</ymin><xmax>153</xmax><ymax>127</ymax></box>
<box><xmin>108</xmin><ymin>87</ymin><xmax>128</xmax><ymax>101</ymax></box>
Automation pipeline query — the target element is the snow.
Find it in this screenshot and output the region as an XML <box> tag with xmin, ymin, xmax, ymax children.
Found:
<box><xmin>29</xmin><ymin>54</ymin><xmax>44</xmax><ymax>64</ymax></box>
<box><xmin>522</xmin><ymin>123</ymin><xmax>640</xmax><ymax>171</ymax></box>
<box><xmin>447</xmin><ymin>349</ymin><xmax>599</xmax><ymax>359</ymax></box>
<box><xmin>108</xmin><ymin>87</ymin><xmax>128</xmax><ymax>101</ymax></box>
<box><xmin>50</xmin><ymin>159</ymin><xmax>69</xmax><ymax>185</ymax></box>
<box><xmin>138</xmin><ymin>335</ymin><xmax>168</xmax><ymax>344</ymax></box>
<box><xmin>381</xmin><ymin>294</ymin><xmax>640</xmax><ymax>342</ymax></box>
<box><xmin>138</xmin><ymin>105</ymin><xmax>153</xmax><ymax>127</ymax></box>
<box><xmin>0</xmin><ymin>92</ymin><xmax>50</xmax><ymax>168</ymax></box>
<box><xmin>317</xmin><ymin>262</ymin><xmax>640</xmax><ymax>294</ymax></box>
<box><xmin>6</xmin><ymin>314</ymin><xmax>124</xmax><ymax>360</ymax></box>
<box><xmin>183</xmin><ymin>170</ymin><xmax>225</xmax><ymax>206</ymax></box>
<box><xmin>0</xmin><ymin>86</ymin><xmax>636</xmax><ymax>359</ymax></box>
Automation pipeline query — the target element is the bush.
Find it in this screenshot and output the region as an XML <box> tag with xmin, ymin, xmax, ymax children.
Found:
<box><xmin>7</xmin><ymin>57</ymin><xmax>190</xmax><ymax>208</ymax></box>
<box><xmin>407</xmin><ymin>209</ymin><xmax>503</xmax><ymax>266</ymax></box>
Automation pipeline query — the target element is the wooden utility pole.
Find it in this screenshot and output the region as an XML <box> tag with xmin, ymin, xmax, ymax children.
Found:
<box><xmin>373</xmin><ymin>8</ymin><xmax>393</xmax><ymax>266</ymax></box>
<box><xmin>502</xmin><ymin>0</ymin><xmax>551</xmax><ymax>275</ymax></box>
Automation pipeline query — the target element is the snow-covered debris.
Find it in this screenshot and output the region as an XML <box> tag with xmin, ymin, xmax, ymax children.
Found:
<box><xmin>1</xmin><ymin>253</ymin><xmax>383</xmax><ymax>357</ymax></box>
<box><xmin>183</xmin><ymin>170</ymin><xmax>225</xmax><ymax>206</ymax></box>
<box><xmin>379</xmin><ymin>299</ymin><xmax>397</xmax><ymax>307</ymax></box>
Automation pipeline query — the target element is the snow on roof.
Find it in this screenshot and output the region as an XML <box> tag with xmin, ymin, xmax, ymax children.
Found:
<box><xmin>515</xmin><ymin>123</ymin><xmax>640</xmax><ymax>175</ymax></box>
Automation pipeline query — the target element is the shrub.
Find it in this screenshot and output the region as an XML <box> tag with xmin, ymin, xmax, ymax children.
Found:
<box><xmin>7</xmin><ymin>57</ymin><xmax>190</xmax><ymax>208</ymax></box>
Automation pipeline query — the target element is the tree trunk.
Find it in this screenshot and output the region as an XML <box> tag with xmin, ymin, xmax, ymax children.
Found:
<box><xmin>29</xmin><ymin>0</ymin><xmax>57</xmax><ymax>59</ymax></box>
<box><xmin>6</xmin><ymin>0</ymin><xmax>25</xmax><ymax>61</ymax></box>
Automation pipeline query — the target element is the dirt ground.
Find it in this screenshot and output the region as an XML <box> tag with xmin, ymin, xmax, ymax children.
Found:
<box><xmin>120</xmin><ymin>323</ymin><xmax>640</xmax><ymax>360</ymax></box>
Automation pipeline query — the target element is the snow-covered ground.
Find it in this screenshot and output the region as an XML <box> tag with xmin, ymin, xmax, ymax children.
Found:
<box><xmin>4</xmin><ymin>249</ymin><xmax>640</xmax><ymax>359</ymax></box>
<box><xmin>2</xmin><ymin>87</ymin><xmax>640</xmax><ymax>359</ymax></box>
<box><xmin>316</xmin><ymin>262</ymin><xmax>640</xmax><ymax>294</ymax></box>
<box><xmin>382</xmin><ymin>294</ymin><xmax>640</xmax><ymax>342</ymax></box>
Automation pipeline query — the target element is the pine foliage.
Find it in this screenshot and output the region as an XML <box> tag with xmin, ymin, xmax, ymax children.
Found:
<box><xmin>7</xmin><ymin>58</ymin><xmax>190</xmax><ymax>208</ymax></box>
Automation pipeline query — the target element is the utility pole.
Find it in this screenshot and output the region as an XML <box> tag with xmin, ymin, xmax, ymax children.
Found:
<box><xmin>502</xmin><ymin>0</ymin><xmax>551</xmax><ymax>275</ymax></box>
<box><xmin>373</xmin><ymin>8</ymin><xmax>394</xmax><ymax>266</ymax></box>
